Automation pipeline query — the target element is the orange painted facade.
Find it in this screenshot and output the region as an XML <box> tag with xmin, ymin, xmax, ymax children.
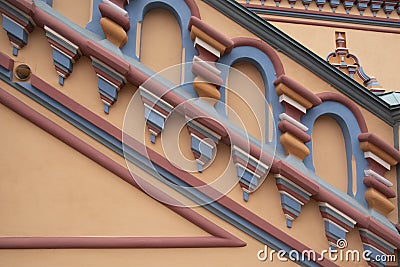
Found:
<box><xmin>0</xmin><ymin>0</ymin><xmax>400</xmax><ymax>266</ymax></box>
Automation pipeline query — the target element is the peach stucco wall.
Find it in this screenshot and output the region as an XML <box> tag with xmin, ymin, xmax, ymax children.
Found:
<box><xmin>0</xmin><ymin>0</ymin><xmax>398</xmax><ymax>266</ymax></box>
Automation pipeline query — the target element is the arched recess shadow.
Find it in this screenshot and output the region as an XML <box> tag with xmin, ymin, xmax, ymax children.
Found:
<box><xmin>218</xmin><ymin>38</ymin><xmax>284</xmax><ymax>148</ymax></box>
<box><xmin>302</xmin><ymin>93</ymin><xmax>369</xmax><ymax>206</ymax></box>
<box><xmin>225</xmin><ymin>62</ymin><xmax>267</xmax><ymax>141</ymax></box>
<box><xmin>86</xmin><ymin>0</ymin><xmax>197</xmax><ymax>84</ymax></box>
<box><xmin>140</xmin><ymin>8</ymin><xmax>182</xmax><ymax>84</ymax></box>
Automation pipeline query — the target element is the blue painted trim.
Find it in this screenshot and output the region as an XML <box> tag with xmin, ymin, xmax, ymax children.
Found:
<box><xmin>323</xmin><ymin>221</ymin><xmax>346</xmax><ymax>241</ymax></box>
<box><xmin>86</xmin><ymin>0</ymin><xmax>197</xmax><ymax>97</ymax></box>
<box><xmin>2</xmin><ymin>14</ymin><xmax>28</xmax><ymax>44</ymax></box>
<box><xmin>302</xmin><ymin>101</ymin><xmax>369</xmax><ymax>207</ymax></box>
<box><xmin>0</xmin><ymin>66</ymin><xmax>12</xmax><ymax>81</ymax></box>
<box><xmin>39</xmin><ymin>0</ymin><xmax>53</xmax><ymax>6</ymax></box>
<box><xmin>218</xmin><ymin>46</ymin><xmax>282</xmax><ymax>151</ymax></box>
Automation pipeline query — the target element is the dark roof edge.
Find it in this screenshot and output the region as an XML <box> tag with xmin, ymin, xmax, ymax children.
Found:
<box><xmin>203</xmin><ymin>0</ymin><xmax>397</xmax><ymax>126</ymax></box>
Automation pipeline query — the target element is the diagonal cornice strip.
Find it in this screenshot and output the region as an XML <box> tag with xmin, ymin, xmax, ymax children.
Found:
<box><xmin>0</xmin><ymin>87</ymin><xmax>245</xmax><ymax>249</ymax></box>
<box><xmin>0</xmin><ymin>85</ymin><xmax>332</xmax><ymax>267</ymax></box>
<box><xmin>245</xmin><ymin>4</ymin><xmax>400</xmax><ymax>29</ymax></box>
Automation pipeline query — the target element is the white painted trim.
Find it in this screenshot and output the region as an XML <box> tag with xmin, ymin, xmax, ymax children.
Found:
<box><xmin>232</xmin><ymin>145</ymin><xmax>269</xmax><ymax>170</ymax></box>
<box><xmin>322</xmin><ymin>218</ymin><xmax>349</xmax><ymax>233</ymax></box>
<box><xmin>194</xmin><ymin>37</ymin><xmax>220</xmax><ymax>58</ymax></box>
<box><xmin>279</xmin><ymin>113</ymin><xmax>308</xmax><ymax>131</ymax></box>
<box><xmin>364</xmin><ymin>152</ymin><xmax>391</xmax><ymax>170</ymax></box>
<box><xmin>279</xmin><ymin>190</ymin><xmax>305</xmax><ymax>205</ymax></box>
<box><xmin>279</xmin><ymin>94</ymin><xmax>307</xmax><ymax>114</ymax></box>
<box><xmin>319</xmin><ymin>202</ymin><xmax>357</xmax><ymax>225</ymax></box>
<box><xmin>91</xmin><ymin>57</ymin><xmax>127</xmax><ymax>83</ymax></box>
<box><xmin>364</xmin><ymin>169</ymin><xmax>393</xmax><ymax>187</ymax></box>
<box><xmin>275</xmin><ymin>174</ymin><xmax>312</xmax><ymax>196</ymax></box>
<box><xmin>149</xmin><ymin>129</ymin><xmax>159</xmax><ymax>136</ymax></box>
<box><xmin>359</xmin><ymin>228</ymin><xmax>397</xmax><ymax>250</ymax></box>
<box><xmin>190</xmin><ymin>133</ymin><xmax>216</xmax><ymax>150</ymax></box>
<box><xmin>44</xmin><ymin>25</ymin><xmax>80</xmax><ymax>51</ymax></box>
<box><xmin>143</xmin><ymin>103</ymin><xmax>168</xmax><ymax>119</ymax></box>
<box><xmin>2</xmin><ymin>14</ymin><xmax>28</xmax><ymax>34</ymax></box>
<box><xmin>139</xmin><ymin>86</ymin><xmax>174</xmax><ymax>110</ymax></box>
<box><xmin>96</xmin><ymin>73</ymin><xmax>119</xmax><ymax>89</ymax></box>
<box><xmin>193</xmin><ymin>56</ymin><xmax>221</xmax><ymax>75</ymax></box>
<box><xmin>235</xmin><ymin>162</ymin><xmax>261</xmax><ymax>179</ymax></box>
<box><xmin>185</xmin><ymin>116</ymin><xmax>222</xmax><ymax>140</ymax></box>
<box><xmin>103</xmin><ymin>0</ymin><xmax>128</xmax><ymax>17</ymax></box>
<box><xmin>50</xmin><ymin>44</ymin><xmax>73</xmax><ymax>60</ymax></box>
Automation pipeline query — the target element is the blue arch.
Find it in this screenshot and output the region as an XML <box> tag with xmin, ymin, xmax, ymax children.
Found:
<box><xmin>218</xmin><ymin>46</ymin><xmax>283</xmax><ymax>149</ymax></box>
<box><xmin>302</xmin><ymin>101</ymin><xmax>368</xmax><ymax>206</ymax></box>
<box><xmin>86</xmin><ymin>0</ymin><xmax>197</xmax><ymax>95</ymax></box>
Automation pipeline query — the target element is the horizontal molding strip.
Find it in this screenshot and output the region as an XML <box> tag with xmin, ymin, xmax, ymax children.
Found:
<box><xmin>246</xmin><ymin>4</ymin><xmax>400</xmax><ymax>29</ymax></box>
<box><xmin>0</xmin><ymin>86</ymin><xmax>245</xmax><ymax>249</ymax></box>
<box><xmin>264</xmin><ymin>16</ymin><xmax>400</xmax><ymax>34</ymax></box>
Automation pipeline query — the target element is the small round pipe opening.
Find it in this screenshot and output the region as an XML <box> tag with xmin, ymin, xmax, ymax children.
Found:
<box><xmin>15</xmin><ymin>64</ymin><xmax>31</xmax><ymax>81</ymax></box>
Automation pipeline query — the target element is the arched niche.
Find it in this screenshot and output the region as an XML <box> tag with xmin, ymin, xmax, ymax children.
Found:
<box><xmin>302</xmin><ymin>100</ymin><xmax>368</xmax><ymax>206</ymax></box>
<box><xmin>140</xmin><ymin>8</ymin><xmax>182</xmax><ymax>84</ymax></box>
<box><xmin>312</xmin><ymin>115</ymin><xmax>349</xmax><ymax>194</ymax></box>
<box><xmin>225</xmin><ymin>61</ymin><xmax>266</xmax><ymax>141</ymax></box>
<box><xmin>219</xmin><ymin>44</ymin><xmax>283</xmax><ymax>147</ymax></box>
<box><xmin>86</xmin><ymin>0</ymin><xmax>197</xmax><ymax>83</ymax></box>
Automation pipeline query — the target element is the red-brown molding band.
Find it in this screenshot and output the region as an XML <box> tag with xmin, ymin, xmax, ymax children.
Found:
<box><xmin>0</xmin><ymin>237</ymin><xmax>242</xmax><ymax>249</ymax></box>
<box><xmin>232</xmin><ymin>37</ymin><xmax>285</xmax><ymax>77</ymax></box>
<box><xmin>363</xmin><ymin>176</ymin><xmax>396</xmax><ymax>199</ymax></box>
<box><xmin>274</xmin><ymin>75</ymin><xmax>322</xmax><ymax>106</ymax></box>
<box><xmin>188</xmin><ymin>16</ymin><xmax>234</xmax><ymax>53</ymax></box>
<box><xmin>0</xmin><ymin>87</ymin><xmax>245</xmax><ymax>249</ymax></box>
<box><xmin>0</xmin><ymin>4</ymin><xmax>34</xmax><ymax>32</ymax></box>
<box><xmin>265</xmin><ymin>17</ymin><xmax>400</xmax><ymax>35</ymax></box>
<box><xmin>317</xmin><ymin>92</ymin><xmax>368</xmax><ymax>133</ymax></box>
<box><xmin>358</xmin><ymin>132</ymin><xmax>400</xmax><ymax>162</ymax></box>
<box><xmin>5</xmin><ymin>0</ymin><xmax>34</xmax><ymax>16</ymax></box>
<box><xmin>192</xmin><ymin>61</ymin><xmax>224</xmax><ymax>86</ymax></box>
<box><xmin>184</xmin><ymin>0</ymin><xmax>201</xmax><ymax>19</ymax></box>
<box><xmin>277</xmin><ymin>158</ymin><xmax>400</xmax><ymax>247</ymax></box>
<box><xmin>278</xmin><ymin>120</ymin><xmax>311</xmax><ymax>143</ymax></box>
<box><xmin>99</xmin><ymin>3</ymin><xmax>131</xmax><ymax>31</ymax></box>
<box><xmin>109</xmin><ymin>0</ymin><xmax>128</xmax><ymax>8</ymax></box>
<box><xmin>0</xmin><ymin>51</ymin><xmax>13</xmax><ymax>71</ymax></box>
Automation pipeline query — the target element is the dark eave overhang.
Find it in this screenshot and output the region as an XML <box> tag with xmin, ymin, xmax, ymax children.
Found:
<box><xmin>203</xmin><ymin>0</ymin><xmax>399</xmax><ymax>126</ymax></box>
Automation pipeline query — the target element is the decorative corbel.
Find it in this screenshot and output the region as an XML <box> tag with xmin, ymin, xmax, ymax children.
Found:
<box><xmin>44</xmin><ymin>26</ymin><xmax>81</xmax><ymax>85</ymax></box>
<box><xmin>91</xmin><ymin>57</ymin><xmax>126</xmax><ymax>114</ymax></box>
<box><xmin>318</xmin><ymin>202</ymin><xmax>356</xmax><ymax>247</ymax></box>
<box><xmin>274</xmin><ymin>75</ymin><xmax>321</xmax><ymax>161</ymax></box>
<box><xmin>358</xmin><ymin>133</ymin><xmax>400</xmax><ymax>217</ymax></box>
<box><xmin>188</xmin><ymin>16</ymin><xmax>233</xmax><ymax>106</ymax></box>
<box><xmin>275</xmin><ymin>174</ymin><xmax>311</xmax><ymax>227</ymax></box>
<box><xmin>232</xmin><ymin>145</ymin><xmax>269</xmax><ymax>202</ymax></box>
<box><xmin>140</xmin><ymin>86</ymin><xmax>173</xmax><ymax>144</ymax></box>
<box><xmin>99</xmin><ymin>0</ymin><xmax>130</xmax><ymax>48</ymax></box>
<box><xmin>0</xmin><ymin>0</ymin><xmax>35</xmax><ymax>56</ymax></box>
